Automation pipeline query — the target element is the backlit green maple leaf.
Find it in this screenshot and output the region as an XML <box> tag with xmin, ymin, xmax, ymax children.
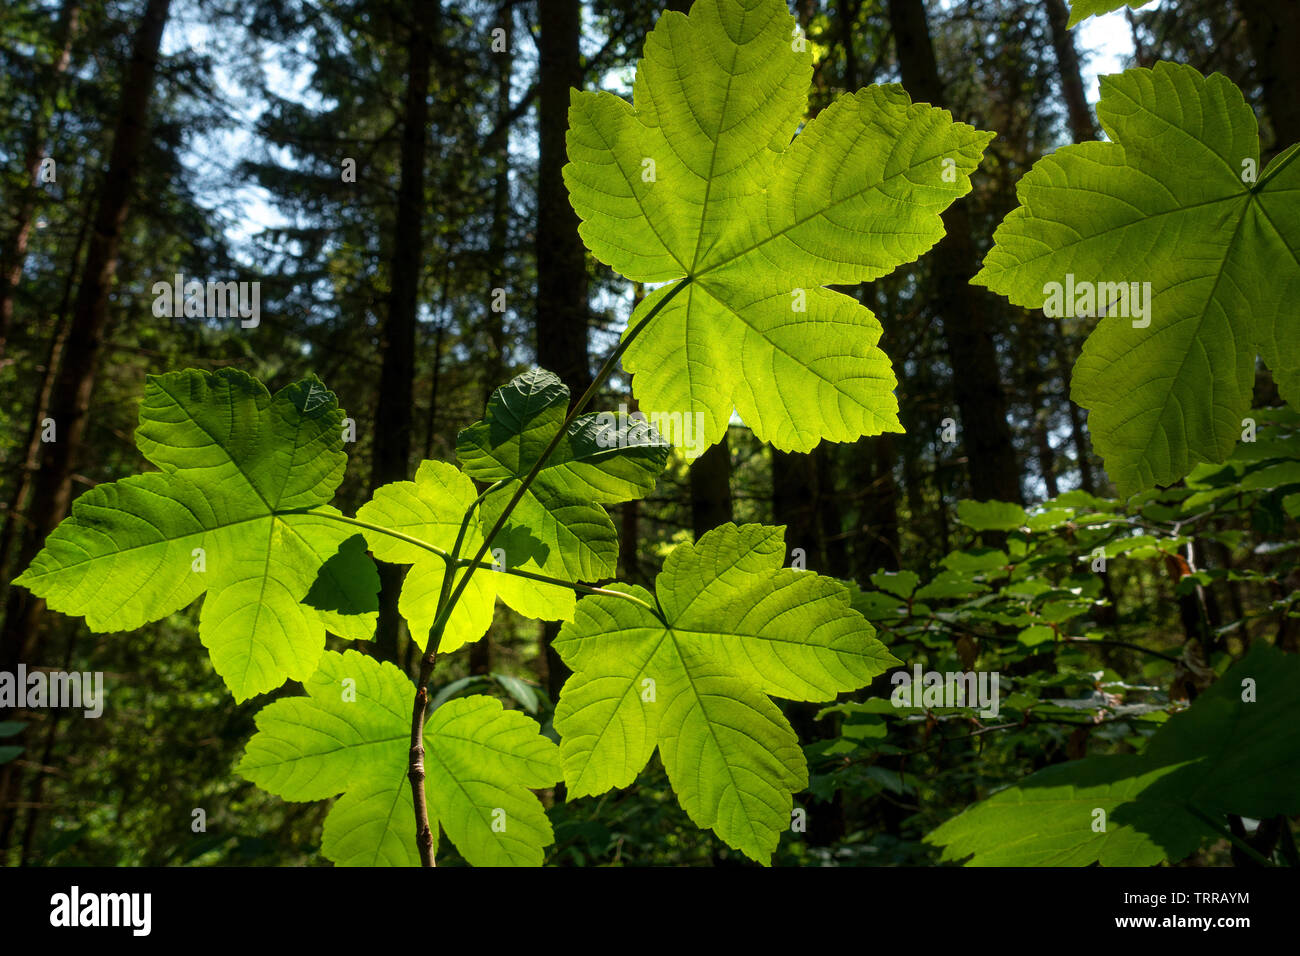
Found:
<box><xmin>356</xmin><ymin>459</ymin><xmax>576</xmax><ymax>651</ymax></box>
<box><xmin>457</xmin><ymin>368</ymin><xmax>670</xmax><ymax>581</ymax></box>
<box><xmin>1065</xmin><ymin>0</ymin><xmax>1156</xmax><ymax>28</ymax></box>
<box><xmin>238</xmin><ymin>650</ymin><xmax>562</xmax><ymax>866</ymax></box>
<box><xmin>552</xmin><ymin>523</ymin><xmax>898</xmax><ymax>863</ymax></box>
<box><xmin>14</xmin><ymin>369</ymin><xmax>378</xmax><ymax>701</ymax></box>
<box><xmin>975</xmin><ymin>62</ymin><xmax>1300</xmax><ymax>494</ymax></box>
<box><xmin>564</xmin><ymin>0</ymin><xmax>993</xmax><ymax>456</ymax></box>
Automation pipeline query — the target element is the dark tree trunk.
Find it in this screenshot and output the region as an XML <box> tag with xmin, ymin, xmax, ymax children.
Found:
<box><xmin>0</xmin><ymin>0</ymin><xmax>173</xmax><ymax>860</ymax></box>
<box><xmin>371</xmin><ymin>5</ymin><xmax>434</xmax><ymax>664</ymax></box>
<box><xmin>483</xmin><ymin>0</ymin><xmax>513</xmax><ymax>399</ymax></box>
<box><xmin>1052</xmin><ymin>317</ymin><xmax>1097</xmax><ymax>494</ymax></box>
<box><xmin>0</xmin><ymin>188</ymin><xmax>91</xmax><ymax>601</ymax></box>
<box><xmin>0</xmin><ymin>0</ymin><xmax>173</xmax><ymax>677</ymax></box>
<box><xmin>1239</xmin><ymin>0</ymin><xmax>1300</xmax><ymax>157</ymax></box>
<box><xmin>467</xmin><ymin>1</ymin><xmax>516</xmax><ymax>681</ymax></box>
<box><xmin>689</xmin><ymin>437</ymin><xmax>734</xmax><ymax>539</ymax></box>
<box><xmin>1033</xmin><ymin>407</ymin><xmax>1060</xmax><ymax>499</ymax></box>
<box><xmin>1044</xmin><ymin>0</ymin><xmax>1098</xmax><ymax>143</ymax></box>
<box><xmin>815</xmin><ymin>444</ymin><xmax>850</xmax><ymax>577</ymax></box>
<box><xmin>535</xmin><ymin>0</ymin><xmax>590</xmax><ymax>397</ymax></box>
<box><xmin>887</xmin><ymin>0</ymin><xmax>1022</xmax><ymax>505</ymax></box>
<box><xmin>773</xmin><ymin>449</ymin><xmax>818</xmax><ymax>569</ymax></box>
<box><xmin>772</xmin><ymin>446</ymin><xmax>849</xmax><ymax>576</ymax></box>
<box><xmin>0</xmin><ymin>0</ymin><xmax>81</xmax><ymax>356</ymax></box>
<box><xmin>853</xmin><ymin>434</ymin><xmax>902</xmax><ymax>576</ymax></box>
<box><xmin>536</xmin><ymin>0</ymin><xmax>590</xmax><ymax>702</ymax></box>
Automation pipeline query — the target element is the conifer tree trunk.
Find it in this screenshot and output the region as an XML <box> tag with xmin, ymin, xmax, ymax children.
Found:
<box><xmin>0</xmin><ymin>0</ymin><xmax>172</xmax><ymax>860</ymax></box>
<box><xmin>536</xmin><ymin>0</ymin><xmax>590</xmax><ymax>398</ymax></box>
<box><xmin>371</xmin><ymin>4</ymin><xmax>434</xmax><ymax>665</ymax></box>
<box><xmin>0</xmin><ymin>0</ymin><xmax>81</xmax><ymax>356</ymax></box>
<box><xmin>468</xmin><ymin>0</ymin><xmax>516</xmax><ymax>679</ymax></box>
<box><xmin>690</xmin><ymin>438</ymin><xmax>734</xmax><ymax>538</ymax></box>
<box><xmin>0</xmin><ymin>190</ymin><xmax>91</xmax><ymax>603</ymax></box>
<box><xmin>853</xmin><ymin>433</ymin><xmax>901</xmax><ymax>575</ymax></box>
<box><xmin>0</xmin><ymin>0</ymin><xmax>173</xmax><ymax>677</ymax></box>
<box><xmin>536</xmin><ymin>0</ymin><xmax>589</xmax><ymax>701</ymax></box>
<box><xmin>887</xmin><ymin>0</ymin><xmax>1022</xmax><ymax>505</ymax></box>
<box><xmin>1238</xmin><ymin>0</ymin><xmax>1300</xmax><ymax>157</ymax></box>
<box><xmin>484</xmin><ymin>0</ymin><xmax>513</xmax><ymax>398</ymax></box>
<box><xmin>1044</xmin><ymin>0</ymin><xmax>1098</xmax><ymax>144</ymax></box>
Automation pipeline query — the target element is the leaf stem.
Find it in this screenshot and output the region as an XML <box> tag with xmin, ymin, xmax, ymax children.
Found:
<box><xmin>407</xmin><ymin>275</ymin><xmax>692</xmax><ymax>866</ymax></box>
<box><xmin>1184</xmin><ymin>804</ymin><xmax>1275</xmax><ymax>866</ymax></box>
<box><xmin>294</xmin><ymin>508</ymin><xmax>453</xmax><ymax>565</ymax></box>
<box><xmin>435</xmin><ymin>276</ymin><xmax>693</xmax><ymax>639</ymax></box>
<box><xmin>456</xmin><ymin>558</ymin><xmax>664</xmax><ymax>618</ymax></box>
<box><xmin>295</xmin><ymin>505</ymin><xmax>659</xmax><ymax>613</ymax></box>
<box><xmin>454</xmin><ymin>479</ymin><xmax>507</xmax><ymax>560</ymax></box>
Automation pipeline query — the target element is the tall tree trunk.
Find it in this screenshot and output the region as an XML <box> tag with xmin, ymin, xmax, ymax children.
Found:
<box><xmin>536</xmin><ymin>0</ymin><xmax>590</xmax><ymax>702</ymax></box>
<box><xmin>689</xmin><ymin>437</ymin><xmax>734</xmax><ymax>539</ymax></box>
<box><xmin>853</xmin><ymin>433</ymin><xmax>901</xmax><ymax>576</ymax></box>
<box><xmin>1044</xmin><ymin>0</ymin><xmax>1098</xmax><ymax>143</ymax></box>
<box><xmin>0</xmin><ymin>0</ymin><xmax>173</xmax><ymax>861</ymax></box>
<box><xmin>1044</xmin><ymin>0</ymin><xmax>1104</xmax><ymax>495</ymax></box>
<box><xmin>887</xmin><ymin>0</ymin><xmax>1022</xmax><ymax>505</ymax></box>
<box><xmin>0</xmin><ymin>189</ymin><xmax>89</xmax><ymax>871</ymax></box>
<box><xmin>840</xmin><ymin>0</ymin><xmax>861</xmax><ymax>90</ymax></box>
<box><xmin>535</xmin><ymin>0</ymin><xmax>590</xmax><ymax>397</ymax></box>
<box><xmin>0</xmin><ymin>0</ymin><xmax>173</xmax><ymax>677</ymax></box>
<box><xmin>371</xmin><ymin>5</ymin><xmax>434</xmax><ymax>664</ymax></box>
<box><xmin>773</xmin><ymin>450</ymin><xmax>819</xmax><ymax>568</ymax></box>
<box><xmin>1238</xmin><ymin>0</ymin><xmax>1300</xmax><ymax>157</ymax></box>
<box><xmin>1032</xmin><ymin>405</ymin><xmax>1060</xmax><ymax>499</ymax></box>
<box><xmin>1052</xmin><ymin>317</ymin><xmax>1097</xmax><ymax>494</ymax></box>
<box><xmin>849</xmin><ymin>280</ymin><xmax>901</xmax><ymax>576</ymax></box>
<box><xmin>0</xmin><ymin>188</ymin><xmax>92</xmax><ymax>601</ymax></box>
<box><xmin>815</xmin><ymin>444</ymin><xmax>850</xmax><ymax>577</ymax></box>
<box><xmin>484</xmin><ymin>0</ymin><xmax>513</xmax><ymax>399</ymax></box>
<box><xmin>0</xmin><ymin>0</ymin><xmax>81</xmax><ymax>356</ymax></box>
<box><xmin>467</xmin><ymin>0</ymin><xmax>516</xmax><ymax>681</ymax></box>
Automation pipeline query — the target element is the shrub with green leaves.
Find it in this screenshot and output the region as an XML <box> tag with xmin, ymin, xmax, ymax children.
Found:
<box><xmin>812</xmin><ymin>422</ymin><xmax>1300</xmax><ymax>867</ymax></box>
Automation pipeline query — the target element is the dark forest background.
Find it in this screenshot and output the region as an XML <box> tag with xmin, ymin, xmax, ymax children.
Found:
<box><xmin>0</xmin><ymin>0</ymin><xmax>1297</xmax><ymax>866</ymax></box>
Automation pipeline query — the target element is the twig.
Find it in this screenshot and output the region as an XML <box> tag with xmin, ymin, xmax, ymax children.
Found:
<box><xmin>406</xmin><ymin>277</ymin><xmax>693</xmax><ymax>866</ymax></box>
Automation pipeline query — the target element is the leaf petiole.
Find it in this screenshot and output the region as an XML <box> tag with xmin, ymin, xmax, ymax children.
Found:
<box><xmin>407</xmin><ymin>275</ymin><xmax>692</xmax><ymax>866</ymax></box>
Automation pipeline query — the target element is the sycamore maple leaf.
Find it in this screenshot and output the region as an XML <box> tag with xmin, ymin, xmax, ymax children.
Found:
<box><xmin>456</xmin><ymin>367</ymin><xmax>670</xmax><ymax>582</ymax></box>
<box><xmin>564</xmin><ymin>0</ymin><xmax>993</xmax><ymax>457</ymax></box>
<box><xmin>15</xmin><ymin>369</ymin><xmax>378</xmax><ymax>702</ymax></box>
<box><xmin>975</xmin><ymin>62</ymin><xmax>1300</xmax><ymax>494</ymax></box>
<box><xmin>553</xmin><ymin>523</ymin><xmax>898</xmax><ymax>863</ymax></box>
<box><xmin>1065</xmin><ymin>0</ymin><xmax>1156</xmax><ymax>28</ymax></box>
<box><xmin>238</xmin><ymin>650</ymin><xmax>562</xmax><ymax>866</ymax></box>
<box><xmin>355</xmin><ymin>459</ymin><xmax>576</xmax><ymax>652</ymax></box>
